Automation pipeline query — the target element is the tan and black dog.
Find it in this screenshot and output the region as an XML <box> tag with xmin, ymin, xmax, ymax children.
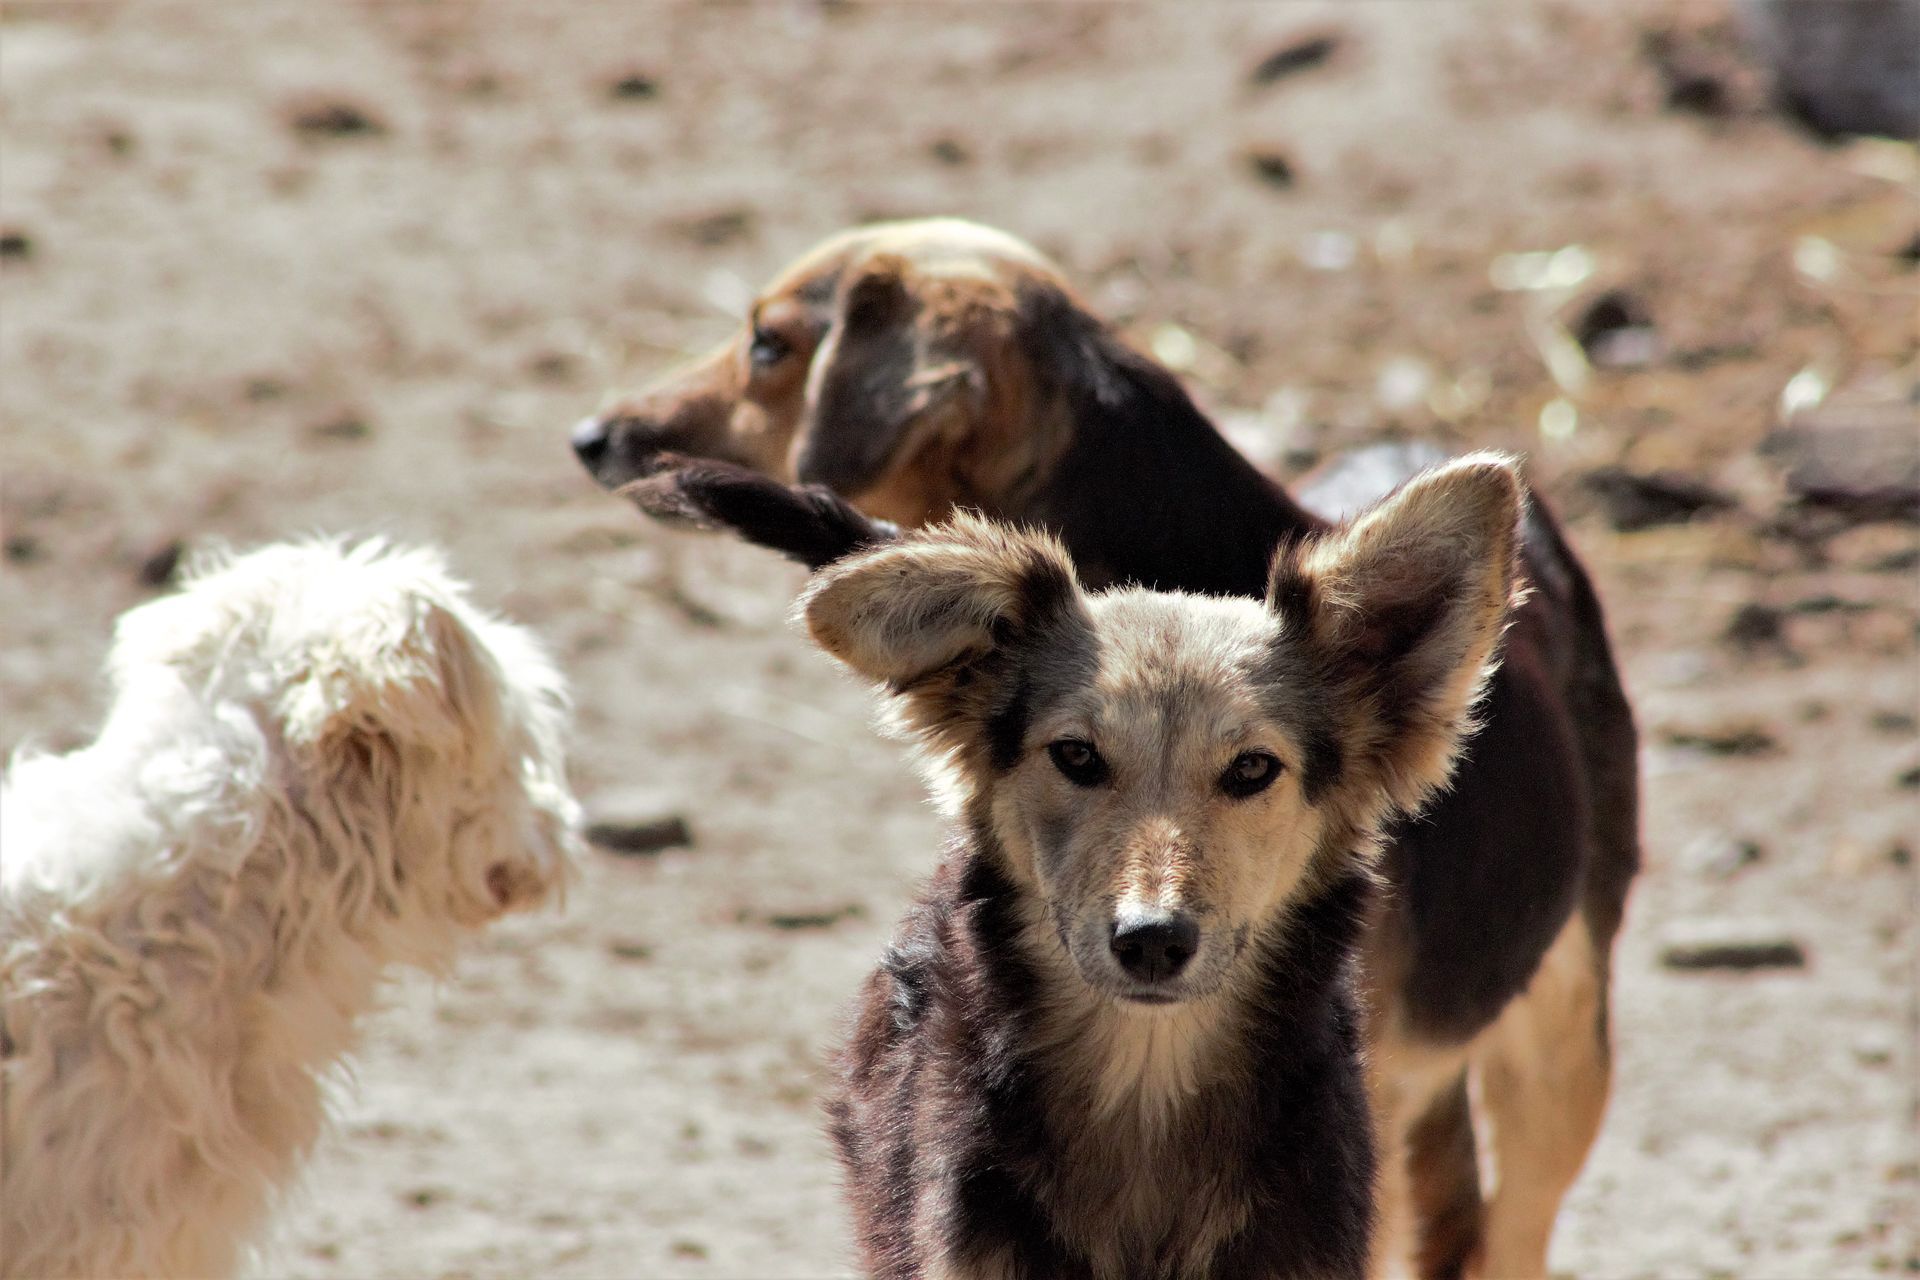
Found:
<box><xmin>575</xmin><ymin>219</ymin><xmax>1638</xmax><ymax>1279</ymax></box>
<box><xmin>805</xmin><ymin>457</ymin><xmax>1523</xmax><ymax>1279</ymax></box>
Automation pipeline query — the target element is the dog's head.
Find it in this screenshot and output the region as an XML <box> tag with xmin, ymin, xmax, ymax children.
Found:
<box><xmin>802</xmin><ymin>457</ymin><xmax>1522</xmax><ymax>1007</ymax></box>
<box><xmin>111</xmin><ymin>540</ymin><xmax>580</xmax><ymax>951</ymax></box>
<box><xmin>573</xmin><ymin>218</ymin><xmax>1086</xmax><ymax>526</ymax></box>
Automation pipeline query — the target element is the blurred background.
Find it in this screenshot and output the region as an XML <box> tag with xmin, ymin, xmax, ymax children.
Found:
<box><xmin>2</xmin><ymin>2</ymin><xmax>1915</xmax><ymax>1276</ymax></box>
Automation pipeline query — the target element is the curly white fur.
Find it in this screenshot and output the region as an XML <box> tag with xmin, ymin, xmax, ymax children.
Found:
<box><xmin>0</xmin><ymin>540</ymin><xmax>581</xmax><ymax>1280</ymax></box>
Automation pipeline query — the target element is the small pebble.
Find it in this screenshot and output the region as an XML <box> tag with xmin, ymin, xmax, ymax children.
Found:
<box><xmin>609</xmin><ymin>72</ymin><xmax>660</xmax><ymax>100</ymax></box>
<box><xmin>766</xmin><ymin>904</ymin><xmax>864</xmax><ymax>931</ymax></box>
<box><xmin>1659</xmin><ymin>920</ymin><xmax>1807</xmax><ymax>972</ymax></box>
<box><xmin>137</xmin><ymin>539</ymin><xmax>185</xmax><ymax>588</ymax></box>
<box><xmin>286</xmin><ymin>97</ymin><xmax>387</xmax><ymax>138</ymax></box>
<box><xmin>1662</xmin><ymin>724</ymin><xmax>1781</xmax><ymax>757</ymax></box>
<box><xmin>1244</xmin><ymin>147</ymin><xmax>1297</xmax><ymax>189</ymax></box>
<box><xmin>584</xmin><ymin>787</ymin><xmax>694</xmax><ymax>856</ymax></box>
<box><xmin>1679</xmin><ymin>834</ymin><xmax>1763</xmax><ymax>880</ymax></box>
<box><xmin>1247</xmin><ymin>30</ymin><xmax>1343</xmax><ymax>86</ymax></box>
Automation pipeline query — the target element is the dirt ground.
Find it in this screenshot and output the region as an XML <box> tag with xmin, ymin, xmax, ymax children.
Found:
<box><xmin>3</xmin><ymin>3</ymin><xmax>1916</xmax><ymax>1277</ymax></box>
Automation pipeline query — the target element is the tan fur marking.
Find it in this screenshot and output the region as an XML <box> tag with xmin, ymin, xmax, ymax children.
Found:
<box><xmin>1464</xmin><ymin>912</ymin><xmax>1611</xmax><ymax>1280</ymax></box>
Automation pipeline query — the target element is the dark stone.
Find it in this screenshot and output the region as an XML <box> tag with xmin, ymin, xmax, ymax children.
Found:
<box><xmin>766</xmin><ymin>904</ymin><xmax>865</xmax><ymax>931</ymax></box>
<box><xmin>1662</xmin><ymin>723</ymin><xmax>1781</xmax><ymax>757</ymax></box>
<box><xmin>1579</xmin><ymin>466</ymin><xmax>1739</xmax><ymax>531</ymax></box>
<box><xmin>1723</xmin><ymin>601</ymin><xmax>1788</xmax><ymax>651</ymax></box>
<box><xmin>609</xmin><ymin>72</ymin><xmax>660</xmax><ymax>101</ymax></box>
<box><xmin>136</xmin><ymin>539</ymin><xmax>185</xmax><ymax>589</ymax></box>
<box><xmin>1660</xmin><ymin>922</ymin><xmax>1807</xmax><ymax>971</ymax></box>
<box><xmin>1248</xmin><ymin>30</ymin><xmax>1344</xmax><ymax>86</ymax></box>
<box><xmin>584</xmin><ymin>789</ymin><xmax>695</xmax><ymax>856</ymax></box>
<box><xmin>671</xmin><ymin>208</ymin><xmax>755</xmax><ymax>248</ymax></box>
<box><xmin>1245</xmin><ymin>147</ymin><xmax>1297</xmax><ymax>189</ymax></box>
<box><xmin>1572</xmin><ymin>289</ymin><xmax>1662</xmax><ymax>368</ymax></box>
<box><xmin>1739</xmin><ymin>0</ymin><xmax>1920</xmax><ymax>140</ymax></box>
<box><xmin>286</xmin><ymin>98</ymin><xmax>388</xmax><ymax>138</ymax></box>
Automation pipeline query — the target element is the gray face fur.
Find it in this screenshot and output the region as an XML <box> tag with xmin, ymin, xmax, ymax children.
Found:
<box><xmin>802</xmin><ymin>455</ymin><xmax>1524</xmax><ymax>1011</ymax></box>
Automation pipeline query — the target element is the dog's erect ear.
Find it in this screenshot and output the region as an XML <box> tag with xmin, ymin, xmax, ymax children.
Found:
<box><xmin>792</xmin><ymin>256</ymin><xmax>984</xmax><ymax>498</ymax></box>
<box><xmin>1268</xmin><ymin>453</ymin><xmax>1524</xmax><ymax>813</ymax></box>
<box><xmin>802</xmin><ymin>512</ymin><xmax>1079</xmax><ymax>688</ymax></box>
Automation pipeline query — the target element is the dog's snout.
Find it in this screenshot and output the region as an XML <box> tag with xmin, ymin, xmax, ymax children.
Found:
<box><xmin>571</xmin><ymin>415</ymin><xmax>612</xmax><ymax>469</ymax></box>
<box><xmin>1109</xmin><ymin>910</ymin><xmax>1200</xmax><ymax>985</ymax></box>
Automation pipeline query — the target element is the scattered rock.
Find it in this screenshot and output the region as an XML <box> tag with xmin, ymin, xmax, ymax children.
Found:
<box><xmin>4</xmin><ymin>534</ymin><xmax>41</xmax><ymax>564</ymax></box>
<box><xmin>401</xmin><ymin>1186</ymin><xmax>445</xmax><ymax>1209</ymax></box>
<box><xmin>1679</xmin><ymin>834</ymin><xmax>1764</xmax><ymax>879</ymax></box>
<box><xmin>1243</xmin><ymin>146</ymin><xmax>1297</xmax><ymax>189</ymax></box>
<box><xmin>607</xmin><ymin>938</ymin><xmax>653</xmax><ymax>962</ymax></box>
<box><xmin>136</xmin><ymin>538</ymin><xmax>185</xmax><ymax>589</ymax></box>
<box><xmin>285</xmin><ymin>96</ymin><xmax>388</xmax><ymax>139</ymax></box>
<box><xmin>1786</xmin><ymin>593</ymin><xmax>1873</xmax><ymax>616</ymax></box>
<box><xmin>1723</xmin><ymin>602</ymin><xmax>1790</xmax><ymax>652</ymax></box>
<box><xmin>241</xmin><ymin>375</ymin><xmax>292</xmax><ymax>403</ymax></box>
<box><xmin>1662</xmin><ymin>723</ymin><xmax>1781</xmax><ymax>757</ymax></box>
<box><xmin>1579</xmin><ymin>466</ymin><xmax>1739</xmax><ymax>532</ymax></box>
<box><xmin>1897</xmin><ymin>229</ymin><xmax>1920</xmax><ymax>265</ymax></box>
<box><xmin>1866</xmin><ymin>545</ymin><xmax>1919</xmax><ymax>573</ymax></box>
<box><xmin>1890</xmin><ymin>842</ymin><xmax>1913</xmax><ymax>867</ymax></box>
<box><xmin>0</xmin><ymin>228</ymin><xmax>32</xmax><ymax>261</ymax></box>
<box><xmin>308</xmin><ymin>412</ymin><xmax>371</xmax><ymax>442</ymax></box>
<box><xmin>1897</xmin><ymin>766</ymin><xmax>1920</xmax><ymax>791</ymax></box>
<box><xmin>1851</xmin><ymin>1028</ymin><xmax>1898</xmax><ymax>1068</ymax></box>
<box><xmin>583</xmin><ymin>788</ymin><xmax>694</xmax><ymax>856</ymax></box>
<box><xmin>1765</xmin><ymin>378</ymin><xmax>1920</xmax><ymax>529</ymax></box>
<box><xmin>671</xmin><ymin>207</ymin><xmax>755</xmax><ymax>248</ymax></box>
<box><xmin>1641</xmin><ymin>22</ymin><xmax>1760</xmax><ymax>119</ymax></box>
<box><xmin>765</xmin><ymin>903</ymin><xmax>865</xmax><ymax>931</ymax></box>
<box><xmin>1248</xmin><ymin>29</ymin><xmax>1344</xmax><ymax>86</ymax></box>
<box><xmin>1571</xmin><ymin>289</ymin><xmax>1662</xmax><ymax>368</ymax></box>
<box><xmin>608</xmin><ymin>71</ymin><xmax>660</xmax><ymax>101</ymax></box>
<box><xmin>1659</xmin><ymin>920</ymin><xmax>1807</xmax><ymax>971</ymax></box>
<box><xmin>1738</xmin><ymin>0</ymin><xmax>1920</xmax><ymax>139</ymax></box>
<box><xmin>525</xmin><ymin>351</ymin><xmax>576</xmax><ymax>383</ymax></box>
<box><xmin>928</xmin><ymin>136</ymin><xmax>972</xmax><ymax>166</ymax></box>
<box><xmin>1870</xmin><ymin>709</ymin><xmax>1918</xmax><ymax>735</ymax></box>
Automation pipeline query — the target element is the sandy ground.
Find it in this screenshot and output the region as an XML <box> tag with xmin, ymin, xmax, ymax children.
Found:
<box><xmin>3</xmin><ymin>3</ymin><xmax>1916</xmax><ymax>1277</ymax></box>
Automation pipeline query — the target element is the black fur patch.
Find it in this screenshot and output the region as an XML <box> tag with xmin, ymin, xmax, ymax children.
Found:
<box><xmin>983</xmin><ymin>668</ymin><xmax>1032</xmax><ymax>774</ymax></box>
<box><xmin>620</xmin><ymin>454</ymin><xmax>896</xmax><ymax>569</ymax></box>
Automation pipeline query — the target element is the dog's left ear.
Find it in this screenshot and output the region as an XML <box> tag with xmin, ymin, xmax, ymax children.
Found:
<box><xmin>792</xmin><ymin>256</ymin><xmax>984</xmax><ymax>498</ymax></box>
<box><xmin>1268</xmin><ymin>453</ymin><xmax>1524</xmax><ymax>813</ymax></box>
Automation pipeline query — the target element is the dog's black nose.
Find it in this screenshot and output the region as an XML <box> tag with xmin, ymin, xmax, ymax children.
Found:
<box><xmin>571</xmin><ymin>415</ymin><xmax>611</xmax><ymax>470</ymax></box>
<box><xmin>1110</xmin><ymin>911</ymin><xmax>1200</xmax><ymax>984</ymax></box>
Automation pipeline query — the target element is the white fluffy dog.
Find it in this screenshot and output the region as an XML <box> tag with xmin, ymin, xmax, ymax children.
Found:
<box><xmin>1</xmin><ymin>540</ymin><xmax>581</xmax><ymax>1280</ymax></box>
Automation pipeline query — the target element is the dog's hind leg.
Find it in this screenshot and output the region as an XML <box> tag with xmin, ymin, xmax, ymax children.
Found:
<box><xmin>1464</xmin><ymin>912</ymin><xmax>1612</xmax><ymax>1280</ymax></box>
<box><xmin>1404</xmin><ymin>1074</ymin><xmax>1483</xmax><ymax>1280</ymax></box>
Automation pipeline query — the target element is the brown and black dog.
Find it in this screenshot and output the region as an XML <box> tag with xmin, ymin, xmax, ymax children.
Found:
<box><xmin>574</xmin><ymin>219</ymin><xmax>1639</xmax><ymax>1279</ymax></box>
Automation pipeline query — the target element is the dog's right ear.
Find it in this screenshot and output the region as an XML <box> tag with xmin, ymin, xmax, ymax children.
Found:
<box><xmin>801</xmin><ymin>513</ymin><xmax>1080</xmax><ymax>690</ymax></box>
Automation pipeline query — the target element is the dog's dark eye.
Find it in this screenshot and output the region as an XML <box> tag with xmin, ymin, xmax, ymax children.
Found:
<box><xmin>748</xmin><ymin>326</ymin><xmax>791</xmax><ymax>369</ymax></box>
<box><xmin>1047</xmin><ymin>739</ymin><xmax>1109</xmax><ymax>788</ymax></box>
<box><xmin>1220</xmin><ymin>751</ymin><xmax>1282</xmax><ymax>799</ymax></box>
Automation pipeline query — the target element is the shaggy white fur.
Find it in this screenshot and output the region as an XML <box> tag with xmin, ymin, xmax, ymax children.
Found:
<box><xmin>0</xmin><ymin>539</ymin><xmax>581</xmax><ymax>1280</ymax></box>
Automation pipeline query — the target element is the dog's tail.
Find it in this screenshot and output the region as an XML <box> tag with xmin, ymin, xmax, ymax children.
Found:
<box><xmin>619</xmin><ymin>455</ymin><xmax>899</xmax><ymax>570</ymax></box>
